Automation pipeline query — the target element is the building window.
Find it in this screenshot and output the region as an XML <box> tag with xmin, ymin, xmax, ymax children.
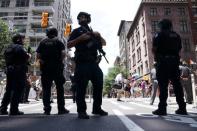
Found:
<box><xmin>182</xmin><ymin>38</ymin><xmax>190</xmax><ymax>52</ymax></box>
<box><xmin>16</xmin><ymin>0</ymin><xmax>29</xmax><ymax>7</ymax></box>
<box><xmin>151</xmin><ymin>20</ymin><xmax>159</xmax><ymax>33</ymax></box>
<box><xmin>0</xmin><ymin>12</ymin><xmax>8</xmax><ymax>19</ymax></box>
<box><xmin>14</xmin><ymin>25</ymin><xmax>26</xmax><ymax>33</ymax></box>
<box><xmin>140</xmin><ymin>64</ymin><xmax>143</xmax><ymax>76</ymax></box>
<box><xmin>142</xmin><ymin>22</ymin><xmax>145</xmax><ymax>36</ymax></box>
<box><xmin>14</xmin><ymin>12</ymin><xmax>28</xmax><ymax>20</ymax></box>
<box><xmin>138</xmin><ymin>67</ymin><xmax>140</xmax><ymax>76</ymax></box>
<box><xmin>164</xmin><ymin>8</ymin><xmax>171</xmax><ymax>16</ymax></box>
<box><xmin>132</xmin><ymin>54</ymin><xmax>136</xmax><ymax>66</ymax></box>
<box><xmin>131</xmin><ymin>39</ymin><xmax>135</xmax><ymax>51</ymax></box>
<box><xmin>180</xmin><ymin>20</ymin><xmax>188</xmax><ymax>32</ymax></box>
<box><xmin>136</xmin><ymin>31</ymin><xmax>140</xmax><ymax>44</ymax></box>
<box><xmin>129</xmin><ymin>59</ymin><xmax>131</xmax><ymax>70</ymax></box>
<box><xmin>194</xmin><ymin>23</ymin><xmax>197</xmax><ymax>32</ymax></box>
<box><xmin>150</xmin><ymin>8</ymin><xmax>157</xmax><ymax>16</ymax></box>
<box><xmin>178</xmin><ymin>7</ymin><xmax>185</xmax><ymax>16</ymax></box>
<box><xmin>144</xmin><ymin>41</ymin><xmax>147</xmax><ymax>56</ymax></box>
<box><xmin>192</xmin><ymin>8</ymin><xmax>197</xmax><ymax>16</ymax></box>
<box><xmin>1</xmin><ymin>0</ymin><xmax>10</xmax><ymax>7</ymax></box>
<box><xmin>145</xmin><ymin>61</ymin><xmax>149</xmax><ymax>73</ymax></box>
<box><xmin>137</xmin><ymin>47</ymin><xmax>141</xmax><ymax>62</ymax></box>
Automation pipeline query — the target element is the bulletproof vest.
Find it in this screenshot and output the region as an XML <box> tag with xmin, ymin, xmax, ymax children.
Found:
<box><xmin>74</xmin><ymin>27</ymin><xmax>98</xmax><ymax>63</ymax></box>
<box><xmin>40</xmin><ymin>38</ymin><xmax>63</xmax><ymax>68</ymax></box>
<box><xmin>4</xmin><ymin>44</ymin><xmax>26</xmax><ymax>66</ymax></box>
<box><xmin>156</xmin><ymin>31</ymin><xmax>181</xmax><ymax>56</ymax></box>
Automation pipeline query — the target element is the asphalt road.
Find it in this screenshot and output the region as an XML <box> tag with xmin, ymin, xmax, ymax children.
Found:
<box><xmin>0</xmin><ymin>98</ymin><xmax>197</xmax><ymax>131</ymax></box>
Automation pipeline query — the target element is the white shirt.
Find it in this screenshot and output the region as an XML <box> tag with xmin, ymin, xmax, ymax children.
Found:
<box><xmin>115</xmin><ymin>73</ymin><xmax>123</xmax><ymax>83</ymax></box>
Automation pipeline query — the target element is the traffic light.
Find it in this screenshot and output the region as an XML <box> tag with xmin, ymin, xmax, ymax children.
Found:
<box><xmin>41</xmin><ymin>12</ymin><xmax>49</xmax><ymax>28</ymax></box>
<box><xmin>64</xmin><ymin>23</ymin><xmax>71</xmax><ymax>36</ymax></box>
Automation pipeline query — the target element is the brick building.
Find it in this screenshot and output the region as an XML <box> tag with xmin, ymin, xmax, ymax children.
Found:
<box><xmin>126</xmin><ymin>0</ymin><xmax>195</xmax><ymax>79</ymax></box>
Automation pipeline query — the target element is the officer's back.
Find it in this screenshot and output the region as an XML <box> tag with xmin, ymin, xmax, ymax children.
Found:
<box><xmin>4</xmin><ymin>34</ymin><xmax>29</xmax><ymax>72</ymax></box>
<box><xmin>154</xmin><ymin>31</ymin><xmax>181</xmax><ymax>57</ymax></box>
<box><xmin>37</xmin><ymin>28</ymin><xmax>65</xmax><ymax>73</ymax></box>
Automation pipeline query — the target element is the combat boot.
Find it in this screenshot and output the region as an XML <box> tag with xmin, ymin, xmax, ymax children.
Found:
<box><xmin>152</xmin><ymin>109</ymin><xmax>167</xmax><ymax>116</ymax></box>
<box><xmin>0</xmin><ymin>107</ymin><xmax>8</xmax><ymax>115</ymax></box>
<box><xmin>175</xmin><ymin>108</ymin><xmax>188</xmax><ymax>115</ymax></box>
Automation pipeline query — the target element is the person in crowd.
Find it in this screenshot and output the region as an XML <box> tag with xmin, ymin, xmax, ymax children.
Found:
<box><xmin>67</xmin><ymin>12</ymin><xmax>108</xmax><ymax>119</ymax></box>
<box><xmin>150</xmin><ymin>62</ymin><xmax>159</xmax><ymax>105</ymax></box>
<box><xmin>152</xmin><ymin>19</ymin><xmax>187</xmax><ymax>115</ymax></box>
<box><xmin>115</xmin><ymin>73</ymin><xmax>124</xmax><ymax>101</ymax></box>
<box><xmin>179</xmin><ymin>61</ymin><xmax>193</xmax><ymax>104</ymax></box>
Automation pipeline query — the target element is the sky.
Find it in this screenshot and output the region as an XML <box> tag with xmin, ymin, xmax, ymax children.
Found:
<box><xmin>70</xmin><ymin>0</ymin><xmax>141</xmax><ymax>75</ymax></box>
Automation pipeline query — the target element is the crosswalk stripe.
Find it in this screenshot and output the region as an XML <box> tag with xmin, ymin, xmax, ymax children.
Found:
<box><xmin>108</xmin><ymin>100</ymin><xmax>134</xmax><ymax>110</ymax></box>
<box><xmin>19</xmin><ymin>103</ymin><xmax>43</xmax><ymax>109</ymax></box>
<box><xmin>113</xmin><ymin>109</ymin><xmax>144</xmax><ymax>131</ymax></box>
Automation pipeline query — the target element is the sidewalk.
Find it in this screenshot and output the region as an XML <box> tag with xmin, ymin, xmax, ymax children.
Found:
<box><xmin>123</xmin><ymin>97</ymin><xmax>197</xmax><ymax>113</ymax></box>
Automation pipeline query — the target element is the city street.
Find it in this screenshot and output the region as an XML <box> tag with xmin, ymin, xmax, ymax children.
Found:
<box><xmin>0</xmin><ymin>97</ymin><xmax>197</xmax><ymax>131</ymax></box>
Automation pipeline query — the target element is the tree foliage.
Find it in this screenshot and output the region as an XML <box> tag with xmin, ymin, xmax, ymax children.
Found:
<box><xmin>103</xmin><ymin>66</ymin><xmax>128</xmax><ymax>96</ymax></box>
<box><xmin>0</xmin><ymin>19</ymin><xmax>11</xmax><ymax>69</ymax></box>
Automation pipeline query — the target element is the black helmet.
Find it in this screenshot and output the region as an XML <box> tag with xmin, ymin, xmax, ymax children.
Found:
<box><xmin>12</xmin><ymin>33</ymin><xmax>25</xmax><ymax>44</ymax></box>
<box><xmin>158</xmin><ymin>19</ymin><xmax>172</xmax><ymax>30</ymax></box>
<box><xmin>77</xmin><ymin>12</ymin><xmax>91</xmax><ymax>24</ymax></box>
<box><xmin>46</xmin><ymin>27</ymin><xmax>58</xmax><ymax>38</ymax></box>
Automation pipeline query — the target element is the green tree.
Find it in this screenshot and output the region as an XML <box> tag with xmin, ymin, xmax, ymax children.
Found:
<box><xmin>0</xmin><ymin>19</ymin><xmax>11</xmax><ymax>69</ymax></box>
<box><xmin>103</xmin><ymin>66</ymin><xmax>128</xmax><ymax>96</ymax></box>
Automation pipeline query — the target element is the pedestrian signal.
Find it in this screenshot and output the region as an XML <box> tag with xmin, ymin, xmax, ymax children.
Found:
<box><xmin>64</xmin><ymin>23</ymin><xmax>71</xmax><ymax>36</ymax></box>
<box><xmin>41</xmin><ymin>12</ymin><xmax>49</xmax><ymax>28</ymax></box>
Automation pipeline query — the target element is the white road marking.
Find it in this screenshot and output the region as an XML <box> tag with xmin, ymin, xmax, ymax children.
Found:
<box><xmin>19</xmin><ymin>103</ymin><xmax>43</xmax><ymax>109</ymax></box>
<box><xmin>108</xmin><ymin>100</ymin><xmax>134</xmax><ymax>110</ymax></box>
<box><xmin>32</xmin><ymin>102</ymin><xmax>74</xmax><ymax>112</ymax></box>
<box><xmin>113</xmin><ymin>109</ymin><xmax>144</xmax><ymax>131</ymax></box>
<box><xmin>129</xmin><ymin>101</ymin><xmax>157</xmax><ymax>110</ymax></box>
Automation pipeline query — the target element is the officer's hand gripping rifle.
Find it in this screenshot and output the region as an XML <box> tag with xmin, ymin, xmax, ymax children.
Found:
<box><xmin>81</xmin><ymin>26</ymin><xmax>109</xmax><ymax>64</ymax></box>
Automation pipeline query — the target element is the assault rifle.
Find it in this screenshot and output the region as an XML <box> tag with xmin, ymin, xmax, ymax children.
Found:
<box><xmin>81</xmin><ymin>26</ymin><xmax>109</xmax><ymax>64</ymax></box>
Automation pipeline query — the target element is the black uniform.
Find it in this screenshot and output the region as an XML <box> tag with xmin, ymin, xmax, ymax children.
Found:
<box><xmin>68</xmin><ymin>26</ymin><xmax>104</xmax><ymax>114</ymax></box>
<box><xmin>36</xmin><ymin>37</ymin><xmax>67</xmax><ymax>114</ymax></box>
<box><xmin>0</xmin><ymin>44</ymin><xmax>28</xmax><ymax>115</ymax></box>
<box><xmin>153</xmin><ymin>30</ymin><xmax>186</xmax><ymax>114</ymax></box>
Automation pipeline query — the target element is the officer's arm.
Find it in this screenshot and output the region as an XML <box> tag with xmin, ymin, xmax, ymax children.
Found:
<box><xmin>93</xmin><ymin>31</ymin><xmax>106</xmax><ymax>46</ymax></box>
<box><xmin>67</xmin><ymin>33</ymin><xmax>91</xmax><ymax>48</ymax></box>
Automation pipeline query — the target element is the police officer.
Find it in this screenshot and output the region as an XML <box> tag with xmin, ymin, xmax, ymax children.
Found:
<box><xmin>36</xmin><ymin>27</ymin><xmax>69</xmax><ymax>115</ymax></box>
<box><xmin>67</xmin><ymin>12</ymin><xmax>108</xmax><ymax>119</ymax></box>
<box><xmin>0</xmin><ymin>34</ymin><xmax>29</xmax><ymax>115</ymax></box>
<box><xmin>152</xmin><ymin>19</ymin><xmax>187</xmax><ymax>115</ymax></box>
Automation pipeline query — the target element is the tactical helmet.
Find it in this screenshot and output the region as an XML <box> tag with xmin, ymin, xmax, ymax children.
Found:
<box><xmin>158</xmin><ymin>19</ymin><xmax>172</xmax><ymax>30</ymax></box>
<box><xmin>77</xmin><ymin>12</ymin><xmax>91</xmax><ymax>24</ymax></box>
<box><xmin>12</xmin><ymin>33</ymin><xmax>25</xmax><ymax>44</ymax></box>
<box><xmin>46</xmin><ymin>27</ymin><xmax>58</xmax><ymax>38</ymax></box>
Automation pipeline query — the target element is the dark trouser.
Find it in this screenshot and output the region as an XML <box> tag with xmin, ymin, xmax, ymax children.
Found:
<box><xmin>74</xmin><ymin>62</ymin><xmax>103</xmax><ymax>113</ymax></box>
<box><xmin>156</xmin><ymin>58</ymin><xmax>186</xmax><ymax>111</ymax></box>
<box><xmin>20</xmin><ymin>81</ymin><xmax>30</xmax><ymax>102</ymax></box>
<box><xmin>41</xmin><ymin>70</ymin><xmax>65</xmax><ymax>112</ymax></box>
<box><xmin>0</xmin><ymin>68</ymin><xmax>26</xmax><ymax>113</ymax></box>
